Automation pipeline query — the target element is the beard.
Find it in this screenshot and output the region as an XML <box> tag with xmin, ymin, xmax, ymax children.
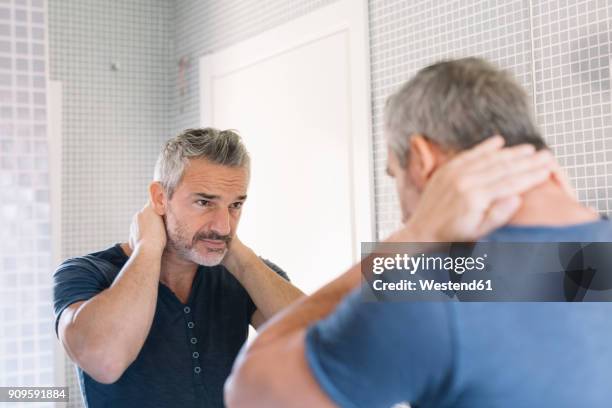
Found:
<box><xmin>164</xmin><ymin>212</ymin><xmax>232</xmax><ymax>267</ymax></box>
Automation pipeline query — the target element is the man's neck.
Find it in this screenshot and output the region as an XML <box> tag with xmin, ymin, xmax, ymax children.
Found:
<box><xmin>119</xmin><ymin>243</ymin><xmax>198</xmax><ymax>304</ymax></box>
<box><xmin>507</xmin><ymin>179</ymin><xmax>599</xmax><ymax>227</ymax></box>
<box><xmin>159</xmin><ymin>249</ymin><xmax>199</xmax><ymax>303</ymax></box>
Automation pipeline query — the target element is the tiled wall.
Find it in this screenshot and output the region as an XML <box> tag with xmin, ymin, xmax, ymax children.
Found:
<box><xmin>49</xmin><ymin>0</ymin><xmax>173</xmax><ymax>259</ymax></box>
<box><xmin>369</xmin><ymin>0</ymin><xmax>612</xmax><ymax>238</ymax></box>
<box><xmin>0</xmin><ymin>0</ymin><xmax>55</xmax><ymax>402</ymax></box>
<box><xmin>531</xmin><ymin>0</ymin><xmax>611</xmax><ymax>215</ymax></box>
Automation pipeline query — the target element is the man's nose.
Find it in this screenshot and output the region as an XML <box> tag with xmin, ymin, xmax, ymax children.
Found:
<box><xmin>210</xmin><ymin>207</ymin><xmax>231</xmax><ymax>237</ymax></box>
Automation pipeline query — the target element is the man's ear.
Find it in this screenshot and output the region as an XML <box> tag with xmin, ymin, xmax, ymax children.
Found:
<box><xmin>407</xmin><ymin>134</ymin><xmax>445</xmax><ymax>190</ymax></box>
<box><xmin>149</xmin><ymin>182</ymin><xmax>167</xmax><ymax>216</ymax></box>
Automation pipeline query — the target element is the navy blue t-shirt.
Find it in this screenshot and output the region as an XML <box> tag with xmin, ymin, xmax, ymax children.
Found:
<box><xmin>305</xmin><ymin>219</ymin><xmax>612</xmax><ymax>408</ymax></box>
<box><xmin>53</xmin><ymin>244</ymin><xmax>288</xmax><ymax>408</ymax></box>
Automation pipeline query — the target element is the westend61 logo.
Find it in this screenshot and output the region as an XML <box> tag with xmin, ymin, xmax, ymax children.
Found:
<box><xmin>362</xmin><ymin>242</ymin><xmax>612</xmax><ymax>302</ymax></box>
<box><xmin>372</xmin><ymin>253</ymin><xmax>488</xmax><ymax>275</ymax></box>
<box><xmin>366</xmin><ymin>251</ymin><xmax>493</xmax><ymax>295</ymax></box>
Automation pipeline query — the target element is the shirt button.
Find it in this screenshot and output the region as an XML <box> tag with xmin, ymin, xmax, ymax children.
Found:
<box><xmin>194</xmin><ymin>366</ymin><xmax>201</xmax><ymax>374</ymax></box>
<box><xmin>184</xmin><ymin>306</ymin><xmax>191</xmax><ymax>314</ymax></box>
<box><xmin>190</xmin><ymin>337</ymin><xmax>197</xmax><ymax>344</ymax></box>
<box><xmin>187</xmin><ymin>322</ymin><xmax>195</xmax><ymax>329</ymax></box>
<box><xmin>192</xmin><ymin>352</ymin><xmax>199</xmax><ymax>359</ymax></box>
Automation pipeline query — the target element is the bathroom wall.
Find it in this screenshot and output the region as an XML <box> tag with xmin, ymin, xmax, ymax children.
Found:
<box><xmin>369</xmin><ymin>0</ymin><xmax>612</xmax><ymax>237</ymax></box>
<box><xmin>0</xmin><ymin>0</ymin><xmax>54</xmax><ymax>402</ymax></box>
<box><xmin>49</xmin><ymin>0</ymin><xmax>173</xmax><ymax>258</ymax></box>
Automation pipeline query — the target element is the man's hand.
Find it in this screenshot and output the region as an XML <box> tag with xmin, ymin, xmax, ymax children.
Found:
<box><xmin>128</xmin><ymin>202</ymin><xmax>167</xmax><ymax>254</ymax></box>
<box><xmin>398</xmin><ymin>136</ymin><xmax>559</xmax><ymax>242</ymax></box>
<box><xmin>221</xmin><ymin>235</ymin><xmax>255</xmax><ymax>280</ymax></box>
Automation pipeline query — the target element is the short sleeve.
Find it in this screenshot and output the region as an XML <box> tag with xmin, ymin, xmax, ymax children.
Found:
<box><xmin>304</xmin><ymin>288</ymin><xmax>455</xmax><ymax>408</ymax></box>
<box><xmin>53</xmin><ymin>256</ymin><xmax>117</xmax><ymax>336</ymax></box>
<box><xmin>246</xmin><ymin>258</ymin><xmax>290</xmax><ymax>320</ymax></box>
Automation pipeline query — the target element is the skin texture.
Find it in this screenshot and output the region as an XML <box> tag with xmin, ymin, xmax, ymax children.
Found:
<box><xmin>224</xmin><ymin>136</ymin><xmax>596</xmax><ymax>408</ymax></box>
<box><xmin>57</xmin><ymin>158</ymin><xmax>304</xmax><ymax>384</ymax></box>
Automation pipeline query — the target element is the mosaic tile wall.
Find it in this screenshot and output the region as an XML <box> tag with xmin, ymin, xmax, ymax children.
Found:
<box><xmin>0</xmin><ymin>0</ymin><xmax>54</xmax><ymax>407</ymax></box>
<box><xmin>370</xmin><ymin>0</ymin><xmax>612</xmax><ymax>238</ymax></box>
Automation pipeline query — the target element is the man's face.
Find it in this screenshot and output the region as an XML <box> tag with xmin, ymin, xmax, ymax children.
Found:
<box><xmin>386</xmin><ymin>147</ymin><xmax>421</xmax><ymax>224</ymax></box>
<box><xmin>163</xmin><ymin>158</ymin><xmax>249</xmax><ymax>266</ymax></box>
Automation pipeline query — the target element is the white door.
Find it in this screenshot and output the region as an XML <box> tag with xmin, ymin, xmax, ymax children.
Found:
<box><xmin>200</xmin><ymin>0</ymin><xmax>373</xmax><ymax>294</ymax></box>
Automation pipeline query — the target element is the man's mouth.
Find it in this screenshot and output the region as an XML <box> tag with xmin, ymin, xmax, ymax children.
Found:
<box><xmin>198</xmin><ymin>239</ymin><xmax>227</xmax><ymax>250</ymax></box>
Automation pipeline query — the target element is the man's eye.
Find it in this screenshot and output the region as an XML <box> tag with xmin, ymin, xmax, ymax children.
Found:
<box><xmin>196</xmin><ymin>200</ymin><xmax>211</xmax><ymax>207</ymax></box>
<box><xmin>230</xmin><ymin>202</ymin><xmax>243</xmax><ymax>210</ymax></box>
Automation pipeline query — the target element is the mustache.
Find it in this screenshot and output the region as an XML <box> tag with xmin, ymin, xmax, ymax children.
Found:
<box><xmin>193</xmin><ymin>231</ymin><xmax>232</xmax><ymax>245</ymax></box>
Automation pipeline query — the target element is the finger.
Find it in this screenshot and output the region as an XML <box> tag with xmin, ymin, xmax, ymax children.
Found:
<box><xmin>466</xmin><ymin>149</ymin><xmax>554</xmax><ymax>189</ymax></box>
<box><xmin>480</xmin><ymin>167</ymin><xmax>551</xmax><ymax>200</ymax></box>
<box><xmin>445</xmin><ymin>142</ymin><xmax>535</xmax><ymax>182</ymax></box>
<box><xmin>448</xmin><ymin>135</ymin><xmax>505</xmax><ymax>167</ymax></box>
<box><xmin>465</xmin><ymin>143</ymin><xmax>537</xmax><ymax>173</ymax></box>
<box><xmin>475</xmin><ymin>196</ymin><xmax>522</xmax><ymax>237</ymax></box>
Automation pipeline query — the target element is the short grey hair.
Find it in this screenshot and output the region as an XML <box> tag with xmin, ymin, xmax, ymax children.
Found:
<box><xmin>385</xmin><ymin>57</ymin><xmax>547</xmax><ymax>166</ymax></box>
<box><xmin>154</xmin><ymin>127</ymin><xmax>250</xmax><ymax>198</ymax></box>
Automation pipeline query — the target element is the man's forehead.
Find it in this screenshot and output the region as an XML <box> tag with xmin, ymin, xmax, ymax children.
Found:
<box><xmin>180</xmin><ymin>159</ymin><xmax>249</xmax><ymax>194</ymax></box>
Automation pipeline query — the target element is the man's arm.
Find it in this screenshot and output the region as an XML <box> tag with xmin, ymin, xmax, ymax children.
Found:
<box><xmin>225</xmin><ymin>137</ymin><xmax>563</xmax><ymax>407</ymax></box>
<box><xmin>57</xmin><ymin>203</ymin><xmax>166</xmax><ymax>384</ymax></box>
<box><xmin>223</xmin><ymin>238</ymin><xmax>305</xmax><ymax>328</ymax></box>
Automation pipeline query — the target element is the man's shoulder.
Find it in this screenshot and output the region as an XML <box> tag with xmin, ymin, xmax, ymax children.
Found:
<box><xmin>54</xmin><ymin>244</ymin><xmax>127</xmax><ymax>283</ymax></box>
<box><xmin>483</xmin><ymin>219</ymin><xmax>612</xmax><ymax>242</ymax></box>
<box><xmin>261</xmin><ymin>257</ymin><xmax>290</xmax><ymax>281</ymax></box>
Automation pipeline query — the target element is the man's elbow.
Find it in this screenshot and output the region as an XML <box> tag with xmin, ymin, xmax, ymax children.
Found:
<box><xmin>63</xmin><ymin>330</ymin><xmax>130</xmax><ymax>384</ymax></box>
<box><xmin>71</xmin><ymin>344</ymin><xmax>129</xmax><ymax>384</ymax></box>
<box><xmin>85</xmin><ymin>356</ymin><xmax>126</xmax><ymax>384</ymax></box>
<box><xmin>225</xmin><ymin>353</ymin><xmax>276</xmax><ymax>408</ymax></box>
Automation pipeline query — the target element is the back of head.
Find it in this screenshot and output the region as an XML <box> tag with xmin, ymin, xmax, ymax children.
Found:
<box><xmin>385</xmin><ymin>57</ymin><xmax>547</xmax><ymax>166</ymax></box>
<box><xmin>154</xmin><ymin>127</ymin><xmax>250</xmax><ymax>198</ymax></box>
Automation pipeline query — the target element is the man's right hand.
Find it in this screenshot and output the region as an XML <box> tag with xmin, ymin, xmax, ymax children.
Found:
<box><xmin>128</xmin><ymin>202</ymin><xmax>167</xmax><ymax>254</ymax></box>
<box><xmin>396</xmin><ymin>136</ymin><xmax>561</xmax><ymax>242</ymax></box>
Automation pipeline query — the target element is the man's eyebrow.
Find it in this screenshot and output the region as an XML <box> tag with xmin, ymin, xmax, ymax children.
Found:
<box><xmin>193</xmin><ymin>193</ymin><xmax>248</xmax><ymax>201</ymax></box>
<box><xmin>193</xmin><ymin>192</ymin><xmax>219</xmax><ymax>200</ymax></box>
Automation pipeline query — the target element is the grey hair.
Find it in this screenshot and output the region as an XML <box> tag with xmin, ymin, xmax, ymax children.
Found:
<box><xmin>154</xmin><ymin>127</ymin><xmax>250</xmax><ymax>198</ymax></box>
<box><xmin>385</xmin><ymin>57</ymin><xmax>547</xmax><ymax>167</ymax></box>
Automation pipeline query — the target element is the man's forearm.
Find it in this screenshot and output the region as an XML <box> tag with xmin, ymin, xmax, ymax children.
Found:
<box><xmin>241</xmin><ymin>228</ymin><xmax>423</xmax><ymax>347</ymax></box>
<box><xmin>61</xmin><ymin>244</ymin><xmax>162</xmax><ymax>382</ymax></box>
<box><xmin>225</xmin><ymin>246</ymin><xmax>304</xmax><ymax>323</ymax></box>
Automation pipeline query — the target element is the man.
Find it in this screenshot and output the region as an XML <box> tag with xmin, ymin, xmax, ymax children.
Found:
<box><xmin>53</xmin><ymin>128</ymin><xmax>305</xmax><ymax>407</ymax></box>
<box><xmin>226</xmin><ymin>58</ymin><xmax>612</xmax><ymax>407</ymax></box>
